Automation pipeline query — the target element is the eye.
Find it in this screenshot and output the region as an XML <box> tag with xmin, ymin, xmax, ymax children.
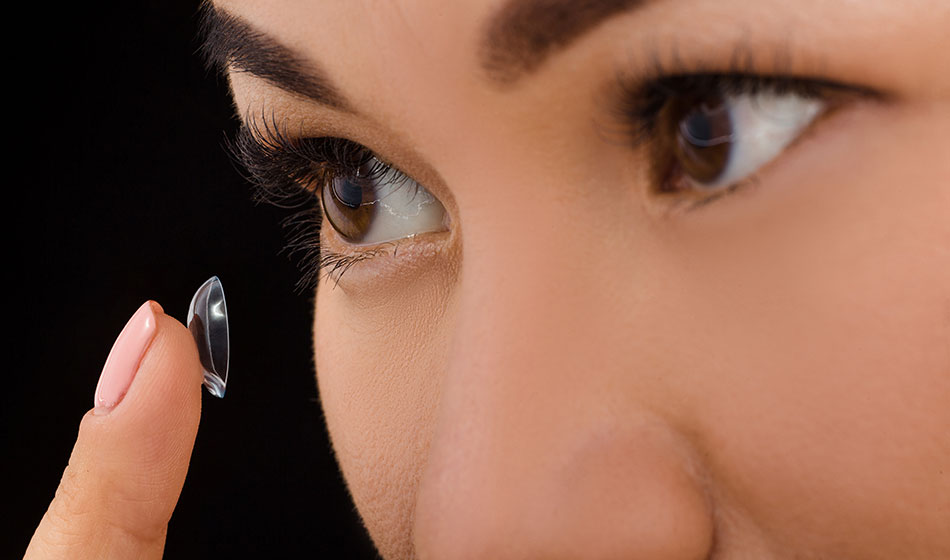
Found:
<box><xmin>321</xmin><ymin>157</ymin><xmax>447</xmax><ymax>244</ymax></box>
<box><xmin>651</xmin><ymin>79</ymin><xmax>828</xmax><ymax>193</ymax></box>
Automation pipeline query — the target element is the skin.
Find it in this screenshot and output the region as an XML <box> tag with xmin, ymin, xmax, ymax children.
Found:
<box><xmin>27</xmin><ymin>305</ymin><xmax>204</xmax><ymax>560</ymax></box>
<box><xmin>230</xmin><ymin>0</ymin><xmax>950</xmax><ymax>558</ymax></box>
<box><xmin>28</xmin><ymin>1</ymin><xmax>950</xmax><ymax>559</ymax></box>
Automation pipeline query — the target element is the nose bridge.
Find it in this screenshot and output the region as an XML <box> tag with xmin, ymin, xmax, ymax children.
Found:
<box><xmin>412</xmin><ymin>182</ymin><xmax>715</xmax><ymax>558</ymax></box>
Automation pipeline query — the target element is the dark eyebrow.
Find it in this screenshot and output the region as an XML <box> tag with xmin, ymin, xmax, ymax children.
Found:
<box><xmin>197</xmin><ymin>3</ymin><xmax>349</xmax><ymax>111</ymax></box>
<box><xmin>480</xmin><ymin>0</ymin><xmax>651</xmax><ymax>85</ymax></box>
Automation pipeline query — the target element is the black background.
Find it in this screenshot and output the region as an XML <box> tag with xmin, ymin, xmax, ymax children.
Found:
<box><xmin>7</xmin><ymin>1</ymin><xmax>379</xmax><ymax>557</ymax></box>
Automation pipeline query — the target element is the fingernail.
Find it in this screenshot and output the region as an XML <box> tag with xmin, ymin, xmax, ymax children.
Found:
<box><xmin>93</xmin><ymin>301</ymin><xmax>162</xmax><ymax>412</ymax></box>
<box><xmin>187</xmin><ymin>276</ymin><xmax>229</xmax><ymax>398</ymax></box>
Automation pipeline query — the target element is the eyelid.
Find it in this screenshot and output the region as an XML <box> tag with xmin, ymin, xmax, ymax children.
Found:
<box><xmin>229</xmin><ymin>112</ymin><xmax>456</xmax><ymax>285</ymax></box>
<box><xmin>600</xmin><ymin>68</ymin><xmax>886</xmax><ymax>215</ymax></box>
<box><xmin>236</xmin><ymin>109</ymin><xmax>456</xmax><ymax>214</ymax></box>
<box><xmin>611</xmin><ymin>71</ymin><xmax>882</xmax><ymax>150</ymax></box>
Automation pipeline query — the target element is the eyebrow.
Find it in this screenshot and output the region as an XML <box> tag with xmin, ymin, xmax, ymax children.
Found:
<box><xmin>198</xmin><ymin>3</ymin><xmax>349</xmax><ymax>111</ymax></box>
<box><xmin>198</xmin><ymin>0</ymin><xmax>652</xmax><ymax>108</ymax></box>
<box><xmin>480</xmin><ymin>0</ymin><xmax>651</xmax><ymax>84</ymax></box>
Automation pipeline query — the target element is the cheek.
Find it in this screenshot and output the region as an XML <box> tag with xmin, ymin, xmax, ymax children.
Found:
<box><xmin>665</xmin><ymin>102</ymin><xmax>950</xmax><ymax>554</ymax></box>
<box><xmin>310</xmin><ymin>100</ymin><xmax>950</xmax><ymax>558</ymax></box>
<box><xmin>313</xmin><ymin>264</ymin><xmax>455</xmax><ymax>560</ymax></box>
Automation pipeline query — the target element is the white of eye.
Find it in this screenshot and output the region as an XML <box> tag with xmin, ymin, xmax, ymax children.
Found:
<box><xmin>687</xmin><ymin>91</ymin><xmax>825</xmax><ymax>189</ymax></box>
<box><xmin>358</xmin><ymin>163</ymin><xmax>446</xmax><ymax>244</ymax></box>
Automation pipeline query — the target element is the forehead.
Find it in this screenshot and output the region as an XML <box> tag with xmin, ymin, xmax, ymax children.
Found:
<box><xmin>212</xmin><ymin>0</ymin><xmax>948</xmax><ymax>158</ymax></box>
<box><xmin>212</xmin><ymin>0</ymin><xmax>652</xmax><ymax>165</ymax></box>
<box><xmin>214</xmin><ymin>0</ymin><xmax>496</xmax><ymax>143</ymax></box>
<box><xmin>212</xmin><ymin>0</ymin><xmax>651</xmax><ymax>99</ymax></box>
<box><xmin>214</xmin><ymin>0</ymin><xmax>492</xmax><ymax>79</ymax></box>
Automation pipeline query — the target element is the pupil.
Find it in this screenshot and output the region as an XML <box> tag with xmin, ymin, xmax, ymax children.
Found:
<box><xmin>675</xmin><ymin>94</ymin><xmax>733</xmax><ymax>185</ymax></box>
<box><xmin>333</xmin><ymin>177</ymin><xmax>364</xmax><ymax>209</ymax></box>
<box><xmin>323</xmin><ymin>173</ymin><xmax>376</xmax><ymax>243</ymax></box>
<box><xmin>684</xmin><ymin>111</ymin><xmax>714</xmax><ymax>145</ymax></box>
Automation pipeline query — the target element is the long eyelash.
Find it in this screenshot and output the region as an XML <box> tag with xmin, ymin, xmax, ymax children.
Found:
<box><xmin>228</xmin><ymin>112</ymin><xmax>370</xmax><ymax>206</ymax></box>
<box><xmin>604</xmin><ymin>49</ymin><xmax>880</xmax><ymax>211</ymax></box>
<box><xmin>610</xmin><ymin>41</ymin><xmax>880</xmax><ymax>147</ymax></box>
<box><xmin>614</xmin><ymin>73</ymin><xmax>861</xmax><ymax>149</ymax></box>
<box><xmin>280</xmin><ymin>208</ymin><xmax>326</xmax><ymax>291</ymax></box>
<box><xmin>226</xmin><ymin>111</ymin><xmax>393</xmax><ymax>289</ymax></box>
<box><xmin>318</xmin><ymin>246</ymin><xmax>393</xmax><ymax>289</ymax></box>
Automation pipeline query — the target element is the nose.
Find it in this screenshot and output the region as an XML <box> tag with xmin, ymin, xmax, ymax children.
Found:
<box><xmin>412</xmin><ymin>212</ymin><xmax>716</xmax><ymax>559</ymax></box>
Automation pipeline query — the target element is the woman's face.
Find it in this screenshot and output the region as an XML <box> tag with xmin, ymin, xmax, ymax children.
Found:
<box><xmin>212</xmin><ymin>0</ymin><xmax>950</xmax><ymax>557</ymax></box>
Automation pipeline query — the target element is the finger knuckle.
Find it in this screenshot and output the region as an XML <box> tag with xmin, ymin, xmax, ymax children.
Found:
<box><xmin>37</xmin><ymin>466</ymin><xmax>96</xmax><ymax>553</ymax></box>
<box><xmin>49</xmin><ymin>464</ymin><xmax>95</xmax><ymax>526</ymax></box>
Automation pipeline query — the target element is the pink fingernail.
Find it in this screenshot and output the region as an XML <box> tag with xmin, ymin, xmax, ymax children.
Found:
<box><xmin>93</xmin><ymin>301</ymin><xmax>161</xmax><ymax>412</ymax></box>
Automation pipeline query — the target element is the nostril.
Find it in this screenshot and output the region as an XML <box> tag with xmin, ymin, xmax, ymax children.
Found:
<box><xmin>412</xmin><ymin>416</ymin><xmax>716</xmax><ymax>560</ymax></box>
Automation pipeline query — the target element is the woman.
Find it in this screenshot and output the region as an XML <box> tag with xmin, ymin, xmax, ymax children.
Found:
<box><xmin>26</xmin><ymin>0</ymin><xmax>950</xmax><ymax>558</ymax></box>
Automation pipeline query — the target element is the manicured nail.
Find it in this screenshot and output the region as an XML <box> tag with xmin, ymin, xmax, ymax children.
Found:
<box><xmin>187</xmin><ymin>276</ymin><xmax>229</xmax><ymax>398</ymax></box>
<box><xmin>93</xmin><ymin>301</ymin><xmax>161</xmax><ymax>412</ymax></box>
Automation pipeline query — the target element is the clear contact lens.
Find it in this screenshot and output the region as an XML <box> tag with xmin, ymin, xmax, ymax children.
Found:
<box><xmin>187</xmin><ymin>276</ymin><xmax>229</xmax><ymax>398</ymax></box>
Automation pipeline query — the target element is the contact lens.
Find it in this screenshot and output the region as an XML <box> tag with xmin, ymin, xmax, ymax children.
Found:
<box><xmin>187</xmin><ymin>276</ymin><xmax>229</xmax><ymax>398</ymax></box>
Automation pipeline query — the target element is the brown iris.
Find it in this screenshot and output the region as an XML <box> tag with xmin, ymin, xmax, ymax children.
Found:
<box><xmin>655</xmin><ymin>91</ymin><xmax>733</xmax><ymax>189</ymax></box>
<box><xmin>321</xmin><ymin>165</ymin><xmax>377</xmax><ymax>243</ymax></box>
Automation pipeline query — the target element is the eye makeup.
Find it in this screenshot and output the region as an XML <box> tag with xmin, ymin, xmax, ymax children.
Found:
<box><xmin>230</xmin><ymin>49</ymin><xmax>882</xmax><ymax>284</ymax></box>
<box><xmin>229</xmin><ymin>116</ymin><xmax>373</xmax><ymax>207</ymax></box>
<box><xmin>610</xmin><ymin>62</ymin><xmax>881</xmax><ymax>208</ymax></box>
<box><xmin>230</xmin><ymin>115</ymin><xmax>453</xmax><ymax>287</ymax></box>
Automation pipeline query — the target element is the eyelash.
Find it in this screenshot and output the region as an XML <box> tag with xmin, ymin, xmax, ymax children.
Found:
<box><xmin>614</xmin><ymin>72</ymin><xmax>872</xmax><ymax>201</ymax></box>
<box><xmin>228</xmin><ymin>118</ymin><xmax>402</xmax><ymax>289</ymax></box>
<box><xmin>231</xmin><ymin>71</ymin><xmax>871</xmax><ymax>287</ymax></box>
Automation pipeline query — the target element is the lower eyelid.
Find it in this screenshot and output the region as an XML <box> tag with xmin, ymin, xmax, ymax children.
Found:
<box><xmin>316</xmin><ymin>217</ymin><xmax>453</xmax><ymax>286</ymax></box>
<box><xmin>656</xmin><ymin>95</ymin><xmax>877</xmax><ymax>215</ymax></box>
<box><xmin>319</xmin><ymin>248</ymin><xmax>392</xmax><ymax>287</ymax></box>
<box><xmin>233</xmin><ymin>114</ymin><xmax>454</xmax><ymax>286</ymax></box>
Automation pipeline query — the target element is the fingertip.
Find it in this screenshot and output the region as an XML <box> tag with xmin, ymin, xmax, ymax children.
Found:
<box><xmin>30</xmin><ymin>301</ymin><xmax>206</xmax><ymax>560</ymax></box>
<box><xmin>81</xmin><ymin>303</ymin><xmax>204</xmax><ymax>485</ymax></box>
<box><xmin>148</xmin><ymin>299</ymin><xmax>164</xmax><ymax>315</ymax></box>
<box><xmin>115</xmin><ymin>307</ymin><xmax>204</xmax><ymax>430</ymax></box>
